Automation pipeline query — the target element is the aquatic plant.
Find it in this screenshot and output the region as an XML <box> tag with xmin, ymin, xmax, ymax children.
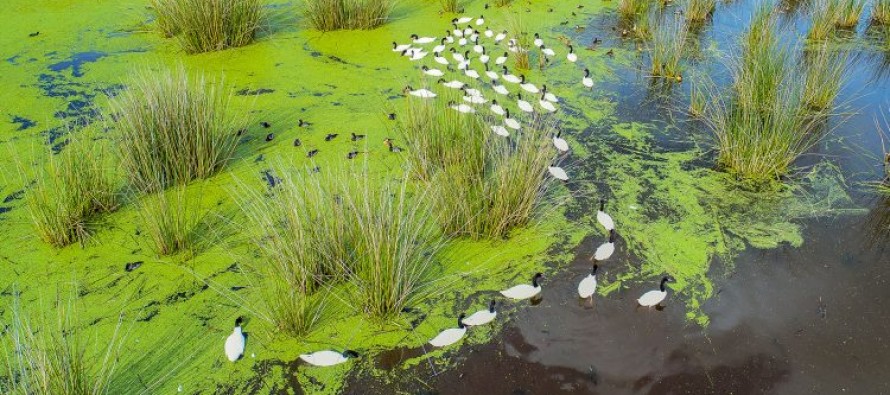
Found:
<box><xmin>494</xmin><ymin>0</ymin><xmax>513</xmax><ymax>6</ymax></box>
<box><xmin>395</xmin><ymin>100</ymin><xmax>559</xmax><ymax>239</ymax></box>
<box><xmin>737</xmin><ymin>8</ymin><xmax>789</xmax><ymax>113</ymax></box>
<box><xmin>439</xmin><ymin>0</ymin><xmax>459</xmax><ymax>13</ymax></box>
<box><xmin>137</xmin><ymin>186</ymin><xmax>208</xmax><ymax>256</ymax></box>
<box><xmin>303</xmin><ymin>0</ymin><xmax>394</xmax><ymax>31</ymax></box>
<box><xmin>150</xmin><ymin>0</ymin><xmax>264</xmax><ymax>53</ymax></box>
<box><xmin>648</xmin><ymin>15</ymin><xmax>688</xmax><ymax>79</ymax></box>
<box><xmin>685</xmin><ymin>0</ymin><xmax>716</xmax><ymax>23</ymax></box>
<box><xmin>0</xmin><ymin>296</ymin><xmax>125</xmax><ymax>395</ymax></box>
<box><xmin>25</xmin><ymin>139</ymin><xmax>118</xmax><ymax>248</ymax></box>
<box><xmin>809</xmin><ymin>0</ymin><xmax>839</xmax><ymax>40</ymax></box>
<box><xmin>835</xmin><ymin>0</ymin><xmax>866</xmax><ymax>27</ymax></box>
<box><xmin>506</xmin><ymin>15</ymin><xmax>531</xmax><ymax>70</ymax></box>
<box><xmin>802</xmin><ymin>44</ymin><xmax>848</xmax><ymax>111</ymax></box>
<box><xmin>618</xmin><ymin>0</ymin><xmax>650</xmax><ymax>21</ymax></box>
<box><xmin>874</xmin><ymin>0</ymin><xmax>890</xmax><ymax>24</ymax></box>
<box><xmin>111</xmin><ymin>66</ymin><xmax>245</xmax><ymax>193</ymax></box>
<box><xmin>689</xmin><ymin>79</ymin><xmax>706</xmax><ymax>116</ymax></box>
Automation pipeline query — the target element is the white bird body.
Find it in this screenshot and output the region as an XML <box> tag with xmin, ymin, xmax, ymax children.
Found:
<box><xmin>638</xmin><ymin>277</ymin><xmax>671</xmax><ymax>307</ymax></box>
<box><xmin>517</xmin><ymin>97</ymin><xmax>534</xmax><ymax>113</ymax></box>
<box><xmin>493</xmin><ymin>84</ymin><xmax>509</xmax><ymax>95</ymax></box>
<box><xmin>458</xmin><ymin>60</ymin><xmax>470</xmax><ymax>70</ymax></box>
<box><xmin>463</xmin><ymin>95</ymin><xmax>486</xmax><ymax>104</ymax></box>
<box><xmin>485</xmin><ymin>69</ymin><xmax>498</xmax><ymax>79</ymax></box>
<box><xmin>453</xmin><ymin>28</ymin><xmax>464</xmax><ymax>37</ymax></box>
<box><xmin>539</xmin><ymin>98</ymin><xmax>557</xmax><ymax>113</ymax></box>
<box><xmin>459</xmin><ymin>37</ymin><xmax>468</xmax><ymax>46</ymax></box>
<box><xmin>453</xmin><ymin>51</ymin><xmax>466</xmax><ymax>62</ymax></box>
<box><xmin>495</xmin><ymin>53</ymin><xmax>508</xmax><ymax>65</ymax></box>
<box><xmin>465</xmin><ymin>69</ymin><xmax>480</xmax><ymax>79</ymax></box>
<box><xmin>408</xmin><ymin>88</ymin><xmax>437</xmax><ymax>98</ymax></box>
<box><xmin>456</xmin><ymin>16</ymin><xmax>473</xmax><ymax>24</ymax></box>
<box><xmin>491</xmin><ymin>102</ymin><xmax>505</xmax><ymax>116</ymax></box>
<box><xmin>451</xmin><ymin>103</ymin><xmax>476</xmax><ymax>113</ymax></box>
<box><xmin>470</xmin><ymin>33</ymin><xmax>479</xmax><ymax>42</ymax></box>
<box><xmin>491</xmin><ymin>124</ymin><xmax>510</xmax><ymax>136</ymax></box>
<box><xmin>597</xmin><ymin>199</ymin><xmax>615</xmax><ymax>230</ymax></box>
<box><xmin>393</xmin><ymin>43</ymin><xmax>411</xmax><ymax>52</ymax></box>
<box><xmin>578</xmin><ymin>265</ymin><xmax>598</xmax><ymax>298</ymax></box>
<box><xmin>594</xmin><ymin>235</ymin><xmax>615</xmax><ymax>261</ymax></box>
<box><xmin>442</xmin><ymin>80</ymin><xmax>464</xmax><ymax>89</ymax></box>
<box><xmin>534</xmin><ymin>34</ymin><xmax>544</xmax><ymax>48</ymax></box>
<box><xmin>474</xmin><ymin>44</ymin><xmax>484</xmax><ymax>54</ymax></box>
<box><xmin>409</xmin><ymin>50</ymin><xmax>428</xmax><ymax>61</ymax></box>
<box><xmin>494</xmin><ymin>31</ymin><xmax>507</xmax><ymax>42</ymax></box>
<box><xmin>503</xmin><ymin>73</ymin><xmax>521</xmax><ymax>84</ymax></box>
<box><xmin>433</xmin><ymin>44</ymin><xmax>446</xmax><ymax>53</ymax></box>
<box><xmin>299</xmin><ymin>351</ymin><xmax>353</xmax><ymax>367</ymax></box>
<box><xmin>504</xmin><ymin>110</ymin><xmax>520</xmax><ymax>130</ymax></box>
<box><xmin>465</xmin><ymin>87</ymin><xmax>482</xmax><ymax>97</ymax></box>
<box><xmin>485</xmin><ymin>29</ymin><xmax>494</xmax><ymax>38</ymax></box>
<box><xmin>553</xmin><ymin>133</ymin><xmax>569</xmax><ymax>152</ymax></box>
<box><xmin>583</xmin><ymin>76</ymin><xmax>594</xmax><ymax>88</ymax></box>
<box><xmin>423</xmin><ymin>67</ymin><xmax>444</xmax><ymax>77</ymax></box>
<box><xmin>542</xmin><ymin>46</ymin><xmax>555</xmax><ymax>57</ymax></box>
<box><xmin>567</xmin><ymin>46</ymin><xmax>577</xmax><ymax>63</ymax></box>
<box><xmin>224</xmin><ymin>320</ymin><xmax>245</xmax><ymax>362</ymax></box>
<box><xmin>429</xmin><ymin>315</ymin><xmax>467</xmax><ymax>347</ymax></box>
<box><xmin>520</xmin><ymin>82</ymin><xmax>539</xmax><ymax>93</ymax></box>
<box><xmin>445</xmin><ymin>35</ymin><xmax>455</xmax><ymax>43</ymax></box>
<box><xmin>462</xmin><ymin>302</ymin><xmax>496</xmax><ymax>326</ymax></box>
<box><xmin>543</xmin><ymin>91</ymin><xmax>558</xmax><ymax>103</ymax></box>
<box><xmin>476</xmin><ymin>17</ymin><xmax>485</xmax><ymax>26</ymax></box>
<box><xmin>548</xmin><ymin>166</ymin><xmax>568</xmax><ymax>181</ymax></box>
<box><xmin>480</xmin><ymin>54</ymin><xmax>490</xmax><ymax>64</ymax></box>
<box><xmin>413</xmin><ymin>36</ymin><xmax>436</xmax><ymax>44</ymax></box>
<box><xmin>463</xmin><ymin>27</ymin><xmax>473</xmax><ymax>36</ymax></box>
<box><xmin>434</xmin><ymin>54</ymin><xmax>449</xmax><ymax>65</ymax></box>
<box><xmin>501</xmin><ymin>273</ymin><xmax>543</xmax><ymax>300</ymax></box>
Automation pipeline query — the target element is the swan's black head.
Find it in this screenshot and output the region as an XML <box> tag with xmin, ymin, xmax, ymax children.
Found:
<box><xmin>437</xmin><ymin>78</ymin><xmax>446</xmax><ymax>83</ymax></box>
<box><xmin>422</xmin><ymin>65</ymin><xmax>429</xmax><ymax>70</ymax></box>
<box><xmin>569</xmin><ymin>45</ymin><xmax>574</xmax><ymax>51</ymax></box>
<box><xmin>599</xmin><ymin>198</ymin><xmax>605</xmax><ymax>211</ymax></box>
<box><xmin>451</xmin><ymin>18</ymin><xmax>458</xmax><ymax>23</ymax></box>
<box><xmin>532</xmin><ymin>272</ymin><xmax>544</xmax><ymax>286</ymax></box>
<box><xmin>584</xmin><ymin>68</ymin><xmax>591</xmax><ymax>77</ymax></box>
<box><xmin>342</xmin><ymin>350</ymin><xmax>360</xmax><ymax>358</ymax></box>
<box><xmin>660</xmin><ymin>276</ymin><xmax>673</xmax><ymax>291</ymax></box>
<box><xmin>609</xmin><ymin>229</ymin><xmax>616</xmax><ymax>243</ymax></box>
<box><xmin>535</xmin><ymin>32</ymin><xmax>540</xmax><ymax>38</ymax></box>
<box><xmin>450</xmin><ymin>47</ymin><xmax>457</xmax><ymax>53</ymax></box>
<box><xmin>458</xmin><ymin>313</ymin><xmax>467</xmax><ymax>328</ymax></box>
<box><xmin>410</xmin><ymin>33</ymin><xmax>418</xmax><ymax>39</ymax></box>
<box><xmin>235</xmin><ymin>317</ymin><xmax>244</xmax><ymax>327</ymax></box>
<box><xmin>592</xmin><ymin>264</ymin><xmax>599</xmax><ymax>275</ymax></box>
<box><xmin>520</xmin><ymin>74</ymin><xmax>527</xmax><ymax>83</ymax></box>
<box><xmin>488</xmin><ymin>300</ymin><xmax>497</xmax><ymax>312</ymax></box>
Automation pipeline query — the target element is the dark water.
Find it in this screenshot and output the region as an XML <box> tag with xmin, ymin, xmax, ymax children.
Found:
<box><xmin>342</xmin><ymin>1</ymin><xmax>890</xmax><ymax>393</ymax></box>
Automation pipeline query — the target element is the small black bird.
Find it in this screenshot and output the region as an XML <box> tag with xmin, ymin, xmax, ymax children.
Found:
<box><xmin>548</xmin><ymin>7</ymin><xmax>554</xmax><ymax>12</ymax></box>
<box><xmin>384</xmin><ymin>139</ymin><xmax>403</xmax><ymax>153</ymax></box>
<box><xmin>325</xmin><ymin>133</ymin><xmax>338</xmax><ymax>141</ymax></box>
<box><xmin>262</xmin><ymin>171</ymin><xmax>277</xmax><ymax>188</ymax></box>
<box><xmin>572</xmin><ymin>11</ymin><xmax>577</xmax><ymax>16</ymax></box>
<box><xmin>577</xmin><ymin>4</ymin><xmax>585</xmax><ymax>8</ymax></box>
<box><xmin>298</xmin><ymin>119</ymin><xmax>312</xmax><ymax>128</ymax></box>
<box><xmin>307</xmin><ymin>149</ymin><xmax>319</xmax><ymax>158</ymax></box>
<box><xmin>265</xmin><ymin>133</ymin><xmax>274</xmax><ymax>141</ymax></box>
<box><xmin>293</xmin><ymin>138</ymin><xmax>302</xmax><ymax>147</ymax></box>
<box><xmin>261</xmin><ymin>121</ymin><xmax>271</xmax><ymax>128</ymax></box>
<box><xmin>593</xmin><ymin>37</ymin><xmax>602</xmax><ymax>45</ymax></box>
<box><xmin>347</xmin><ymin>151</ymin><xmax>360</xmax><ymax>159</ymax></box>
<box><xmin>351</xmin><ymin>132</ymin><xmax>365</xmax><ymax>141</ymax></box>
<box><xmin>388</xmin><ymin>113</ymin><xmax>397</xmax><ymax>120</ymax></box>
<box><xmin>124</xmin><ymin>261</ymin><xmax>144</xmax><ymax>272</ymax></box>
<box><xmin>29</xmin><ymin>32</ymin><xmax>39</xmax><ymax>37</ymax></box>
<box><xmin>484</xmin><ymin>3</ymin><xmax>489</xmax><ymax>9</ymax></box>
<box><xmin>310</xmin><ymin>166</ymin><xmax>321</xmax><ymax>173</ymax></box>
<box><xmin>605</xmin><ymin>49</ymin><xmax>614</xmax><ymax>57</ymax></box>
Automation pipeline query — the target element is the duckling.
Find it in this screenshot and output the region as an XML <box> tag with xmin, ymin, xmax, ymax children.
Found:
<box><xmin>307</xmin><ymin>149</ymin><xmax>319</xmax><ymax>158</ymax></box>
<box><xmin>347</xmin><ymin>151</ymin><xmax>362</xmax><ymax>159</ymax></box>
<box><xmin>261</xmin><ymin>121</ymin><xmax>271</xmax><ymax>128</ymax></box>
<box><xmin>325</xmin><ymin>133</ymin><xmax>338</xmax><ymax>141</ymax></box>
<box><xmin>265</xmin><ymin>133</ymin><xmax>274</xmax><ymax>142</ymax></box>
<box><xmin>293</xmin><ymin>138</ymin><xmax>302</xmax><ymax>147</ymax></box>
<box><xmin>351</xmin><ymin>132</ymin><xmax>365</xmax><ymax>141</ymax></box>
<box><xmin>388</xmin><ymin>113</ymin><xmax>397</xmax><ymax>120</ymax></box>
<box><xmin>124</xmin><ymin>261</ymin><xmax>143</xmax><ymax>272</ymax></box>
<box><xmin>298</xmin><ymin>119</ymin><xmax>312</xmax><ymax>128</ymax></box>
<box><xmin>236</xmin><ymin>128</ymin><xmax>246</xmax><ymax>136</ymax></box>
<box><xmin>384</xmin><ymin>138</ymin><xmax>404</xmax><ymax>153</ymax></box>
<box><xmin>606</xmin><ymin>49</ymin><xmax>614</xmax><ymax>57</ymax></box>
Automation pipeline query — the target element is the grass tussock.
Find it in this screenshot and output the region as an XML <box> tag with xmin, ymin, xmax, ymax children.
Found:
<box><xmin>137</xmin><ymin>186</ymin><xmax>208</xmax><ymax>256</ymax></box>
<box><xmin>237</xmin><ymin>166</ymin><xmax>443</xmax><ymax>329</ymax></box>
<box><xmin>835</xmin><ymin>0</ymin><xmax>866</xmax><ymax>27</ymax></box>
<box><xmin>25</xmin><ymin>139</ymin><xmax>118</xmax><ymax>248</ymax></box>
<box><xmin>303</xmin><ymin>0</ymin><xmax>394</xmax><ymax>31</ymax></box>
<box><xmin>150</xmin><ymin>0</ymin><xmax>264</xmax><ymax>53</ymax></box>
<box><xmin>874</xmin><ymin>0</ymin><xmax>890</xmax><ymax>24</ymax></box>
<box><xmin>506</xmin><ymin>15</ymin><xmax>531</xmax><ymax>70</ymax></box>
<box><xmin>802</xmin><ymin>44</ymin><xmax>848</xmax><ymax>110</ymax></box>
<box><xmin>494</xmin><ymin>0</ymin><xmax>513</xmax><ymax>6</ymax></box>
<box><xmin>648</xmin><ymin>15</ymin><xmax>688</xmax><ymax>79</ymax></box>
<box><xmin>618</xmin><ymin>0</ymin><xmax>650</xmax><ymax>21</ymax></box>
<box><xmin>111</xmin><ymin>66</ymin><xmax>245</xmax><ymax>193</ymax></box>
<box><xmin>1</xmin><ymin>296</ymin><xmax>125</xmax><ymax>395</ymax></box>
<box><xmin>395</xmin><ymin>100</ymin><xmax>559</xmax><ymax>239</ymax></box>
<box><xmin>809</xmin><ymin>0</ymin><xmax>839</xmax><ymax>40</ymax></box>
<box><xmin>686</xmin><ymin>0</ymin><xmax>717</xmax><ymax>23</ymax></box>
<box><xmin>439</xmin><ymin>0</ymin><xmax>459</xmax><ymax>13</ymax></box>
<box><xmin>699</xmin><ymin>9</ymin><xmax>830</xmax><ymax>183</ymax></box>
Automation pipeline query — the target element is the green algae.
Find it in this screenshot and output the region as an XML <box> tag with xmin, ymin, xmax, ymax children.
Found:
<box><xmin>0</xmin><ymin>0</ymin><xmax>865</xmax><ymax>392</ymax></box>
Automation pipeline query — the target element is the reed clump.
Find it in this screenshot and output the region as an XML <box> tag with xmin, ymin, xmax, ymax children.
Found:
<box><xmin>303</xmin><ymin>0</ymin><xmax>394</xmax><ymax>31</ymax></box>
<box><xmin>26</xmin><ymin>139</ymin><xmax>118</xmax><ymax>248</ymax></box>
<box><xmin>648</xmin><ymin>15</ymin><xmax>688</xmax><ymax>79</ymax></box>
<box><xmin>809</xmin><ymin>0</ymin><xmax>839</xmax><ymax>40</ymax></box>
<box><xmin>835</xmin><ymin>0</ymin><xmax>866</xmax><ymax>27</ymax></box>
<box><xmin>618</xmin><ymin>0</ymin><xmax>650</xmax><ymax>21</ymax></box>
<box><xmin>150</xmin><ymin>0</ymin><xmax>264</xmax><ymax>53</ymax></box>
<box><xmin>396</xmin><ymin>100</ymin><xmax>559</xmax><ymax>239</ymax></box>
<box><xmin>685</xmin><ymin>0</ymin><xmax>717</xmax><ymax>23</ymax></box>
<box><xmin>802</xmin><ymin>44</ymin><xmax>848</xmax><ymax>110</ymax></box>
<box><xmin>506</xmin><ymin>15</ymin><xmax>531</xmax><ymax>70</ymax></box>
<box><xmin>110</xmin><ymin>66</ymin><xmax>245</xmax><ymax>193</ymax></box>
<box><xmin>440</xmin><ymin>0</ymin><xmax>459</xmax><ymax>13</ymax></box>
<box><xmin>873</xmin><ymin>0</ymin><xmax>890</xmax><ymax>24</ymax></box>
<box><xmin>137</xmin><ymin>186</ymin><xmax>207</xmax><ymax>256</ymax></box>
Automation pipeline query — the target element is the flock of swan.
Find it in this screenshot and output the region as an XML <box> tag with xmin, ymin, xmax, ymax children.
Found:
<box><xmin>223</xmin><ymin>15</ymin><xmax>675</xmax><ymax>368</ymax></box>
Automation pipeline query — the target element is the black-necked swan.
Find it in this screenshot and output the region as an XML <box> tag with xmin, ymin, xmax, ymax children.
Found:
<box><xmin>429</xmin><ymin>314</ymin><xmax>467</xmax><ymax>347</ymax></box>
<box><xmin>594</xmin><ymin>229</ymin><xmax>616</xmax><ymax>261</ymax></box>
<box><xmin>462</xmin><ymin>300</ymin><xmax>497</xmax><ymax>326</ymax></box>
<box><xmin>224</xmin><ymin>317</ymin><xmax>246</xmax><ymax>362</ymax></box>
<box><xmin>300</xmin><ymin>350</ymin><xmax>359</xmax><ymax>367</ymax></box>
<box><xmin>597</xmin><ymin>198</ymin><xmax>615</xmax><ymax>231</ymax></box>
<box><xmin>638</xmin><ymin>276</ymin><xmax>672</xmax><ymax>307</ymax></box>
<box><xmin>577</xmin><ymin>265</ymin><xmax>598</xmax><ymax>299</ymax></box>
<box><xmin>501</xmin><ymin>273</ymin><xmax>543</xmax><ymax>300</ymax></box>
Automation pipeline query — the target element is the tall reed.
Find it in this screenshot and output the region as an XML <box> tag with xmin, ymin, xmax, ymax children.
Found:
<box><xmin>137</xmin><ymin>185</ymin><xmax>207</xmax><ymax>256</ymax></box>
<box><xmin>110</xmin><ymin>66</ymin><xmax>245</xmax><ymax>193</ymax></box>
<box><xmin>685</xmin><ymin>0</ymin><xmax>717</xmax><ymax>23</ymax></box>
<box><xmin>648</xmin><ymin>15</ymin><xmax>688</xmax><ymax>79</ymax></box>
<box><xmin>874</xmin><ymin>0</ymin><xmax>890</xmax><ymax>24</ymax></box>
<box><xmin>150</xmin><ymin>0</ymin><xmax>264</xmax><ymax>53</ymax></box>
<box><xmin>303</xmin><ymin>0</ymin><xmax>394</xmax><ymax>31</ymax></box>
<box><xmin>802</xmin><ymin>44</ymin><xmax>848</xmax><ymax>110</ymax></box>
<box><xmin>835</xmin><ymin>0</ymin><xmax>866</xmax><ymax>27</ymax></box>
<box><xmin>618</xmin><ymin>0</ymin><xmax>650</xmax><ymax>21</ymax></box>
<box><xmin>25</xmin><ymin>139</ymin><xmax>118</xmax><ymax>248</ymax></box>
<box><xmin>440</xmin><ymin>0</ymin><xmax>459</xmax><ymax>13</ymax></box>
<box><xmin>506</xmin><ymin>15</ymin><xmax>531</xmax><ymax>70</ymax></box>
<box><xmin>809</xmin><ymin>0</ymin><xmax>839</xmax><ymax>40</ymax></box>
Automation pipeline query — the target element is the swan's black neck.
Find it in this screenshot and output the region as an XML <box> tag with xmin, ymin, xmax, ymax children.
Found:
<box><xmin>458</xmin><ymin>315</ymin><xmax>467</xmax><ymax>329</ymax></box>
<box><xmin>609</xmin><ymin>229</ymin><xmax>616</xmax><ymax>243</ymax></box>
<box><xmin>660</xmin><ymin>277</ymin><xmax>669</xmax><ymax>292</ymax></box>
<box><xmin>489</xmin><ymin>300</ymin><xmax>496</xmax><ymax>313</ymax></box>
<box><xmin>599</xmin><ymin>199</ymin><xmax>605</xmax><ymax>212</ymax></box>
<box><xmin>592</xmin><ymin>264</ymin><xmax>598</xmax><ymax>276</ymax></box>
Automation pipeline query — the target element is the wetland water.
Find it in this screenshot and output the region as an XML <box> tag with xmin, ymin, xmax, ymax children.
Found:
<box><xmin>1</xmin><ymin>0</ymin><xmax>889</xmax><ymax>393</ymax></box>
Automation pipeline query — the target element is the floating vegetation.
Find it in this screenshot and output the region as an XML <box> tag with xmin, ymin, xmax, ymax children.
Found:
<box><xmin>835</xmin><ymin>0</ymin><xmax>866</xmax><ymax>27</ymax></box>
<box><xmin>110</xmin><ymin>66</ymin><xmax>245</xmax><ymax>193</ymax></box>
<box><xmin>396</xmin><ymin>100</ymin><xmax>559</xmax><ymax>239</ymax></box>
<box><xmin>150</xmin><ymin>0</ymin><xmax>264</xmax><ymax>53</ymax></box>
<box><xmin>24</xmin><ymin>138</ymin><xmax>118</xmax><ymax>248</ymax></box>
<box><xmin>802</xmin><ymin>44</ymin><xmax>848</xmax><ymax>110</ymax></box>
<box><xmin>494</xmin><ymin>0</ymin><xmax>513</xmax><ymax>6</ymax></box>
<box><xmin>648</xmin><ymin>14</ymin><xmax>688</xmax><ymax>79</ymax></box>
<box><xmin>303</xmin><ymin>0</ymin><xmax>394</xmax><ymax>31</ymax></box>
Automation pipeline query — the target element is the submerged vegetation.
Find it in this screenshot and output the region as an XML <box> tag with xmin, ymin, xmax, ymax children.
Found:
<box><xmin>110</xmin><ymin>66</ymin><xmax>245</xmax><ymax>193</ymax></box>
<box><xmin>237</xmin><ymin>166</ymin><xmax>443</xmax><ymax>331</ymax></box>
<box><xmin>396</xmin><ymin>100</ymin><xmax>559</xmax><ymax>239</ymax></box>
<box><xmin>150</xmin><ymin>0</ymin><xmax>264</xmax><ymax>53</ymax></box>
<box><xmin>24</xmin><ymin>139</ymin><xmax>118</xmax><ymax>248</ymax></box>
<box><xmin>303</xmin><ymin>0</ymin><xmax>394</xmax><ymax>31</ymax></box>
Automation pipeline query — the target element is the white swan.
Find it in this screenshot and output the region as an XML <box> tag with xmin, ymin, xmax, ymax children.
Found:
<box><xmin>567</xmin><ymin>45</ymin><xmax>577</xmax><ymax>62</ymax></box>
<box><xmin>429</xmin><ymin>314</ymin><xmax>467</xmax><ymax>347</ymax></box>
<box><xmin>594</xmin><ymin>229</ymin><xmax>616</xmax><ymax>261</ymax></box>
<box><xmin>578</xmin><ymin>265</ymin><xmax>598</xmax><ymax>299</ymax></box>
<box><xmin>501</xmin><ymin>273</ymin><xmax>543</xmax><ymax>300</ymax></box>
<box><xmin>411</xmin><ymin>34</ymin><xmax>436</xmax><ymax>44</ymax></box>
<box><xmin>490</xmin><ymin>100</ymin><xmax>505</xmax><ymax>116</ymax></box>
<box><xmin>491</xmin><ymin>124</ymin><xmax>510</xmax><ymax>136</ymax></box>
<box><xmin>553</xmin><ymin>131</ymin><xmax>569</xmax><ymax>152</ymax></box>
<box><xmin>597</xmin><ymin>199</ymin><xmax>615</xmax><ymax>231</ymax></box>
<box><xmin>224</xmin><ymin>318</ymin><xmax>246</xmax><ymax>362</ymax></box>
<box><xmin>462</xmin><ymin>300</ymin><xmax>496</xmax><ymax>326</ymax></box>
<box><xmin>638</xmin><ymin>277</ymin><xmax>673</xmax><ymax>307</ymax></box>
<box><xmin>582</xmin><ymin>68</ymin><xmax>594</xmax><ymax>88</ymax></box>
<box><xmin>548</xmin><ymin>165</ymin><xmax>568</xmax><ymax>181</ymax></box>
<box><xmin>300</xmin><ymin>350</ymin><xmax>359</xmax><ymax>367</ymax></box>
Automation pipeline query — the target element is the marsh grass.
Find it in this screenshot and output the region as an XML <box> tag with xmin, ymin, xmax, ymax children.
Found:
<box><xmin>150</xmin><ymin>0</ymin><xmax>264</xmax><ymax>53</ymax></box>
<box><xmin>506</xmin><ymin>15</ymin><xmax>531</xmax><ymax>70</ymax></box>
<box><xmin>111</xmin><ymin>66</ymin><xmax>245</xmax><ymax>193</ymax></box>
<box><xmin>395</xmin><ymin>100</ymin><xmax>559</xmax><ymax>239</ymax></box>
<box><xmin>685</xmin><ymin>0</ymin><xmax>717</xmax><ymax>23</ymax></box>
<box><xmin>1</xmin><ymin>296</ymin><xmax>125</xmax><ymax>395</ymax></box>
<box><xmin>689</xmin><ymin>79</ymin><xmax>706</xmax><ymax>116</ymax></box>
<box><xmin>618</xmin><ymin>0</ymin><xmax>650</xmax><ymax>21</ymax></box>
<box><xmin>809</xmin><ymin>0</ymin><xmax>839</xmax><ymax>40</ymax></box>
<box><xmin>648</xmin><ymin>15</ymin><xmax>688</xmax><ymax>79</ymax></box>
<box><xmin>835</xmin><ymin>0</ymin><xmax>866</xmax><ymax>27</ymax></box>
<box><xmin>439</xmin><ymin>0</ymin><xmax>459</xmax><ymax>13</ymax></box>
<box><xmin>237</xmin><ymin>165</ymin><xmax>443</xmax><ymax>327</ymax></box>
<box><xmin>25</xmin><ymin>139</ymin><xmax>118</xmax><ymax>248</ymax></box>
<box><xmin>137</xmin><ymin>185</ymin><xmax>209</xmax><ymax>256</ymax></box>
<box><xmin>303</xmin><ymin>0</ymin><xmax>394</xmax><ymax>31</ymax></box>
<box><xmin>802</xmin><ymin>44</ymin><xmax>849</xmax><ymax>110</ymax></box>
<box><xmin>494</xmin><ymin>0</ymin><xmax>513</xmax><ymax>6</ymax></box>
<box><xmin>874</xmin><ymin>0</ymin><xmax>890</xmax><ymax>24</ymax></box>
